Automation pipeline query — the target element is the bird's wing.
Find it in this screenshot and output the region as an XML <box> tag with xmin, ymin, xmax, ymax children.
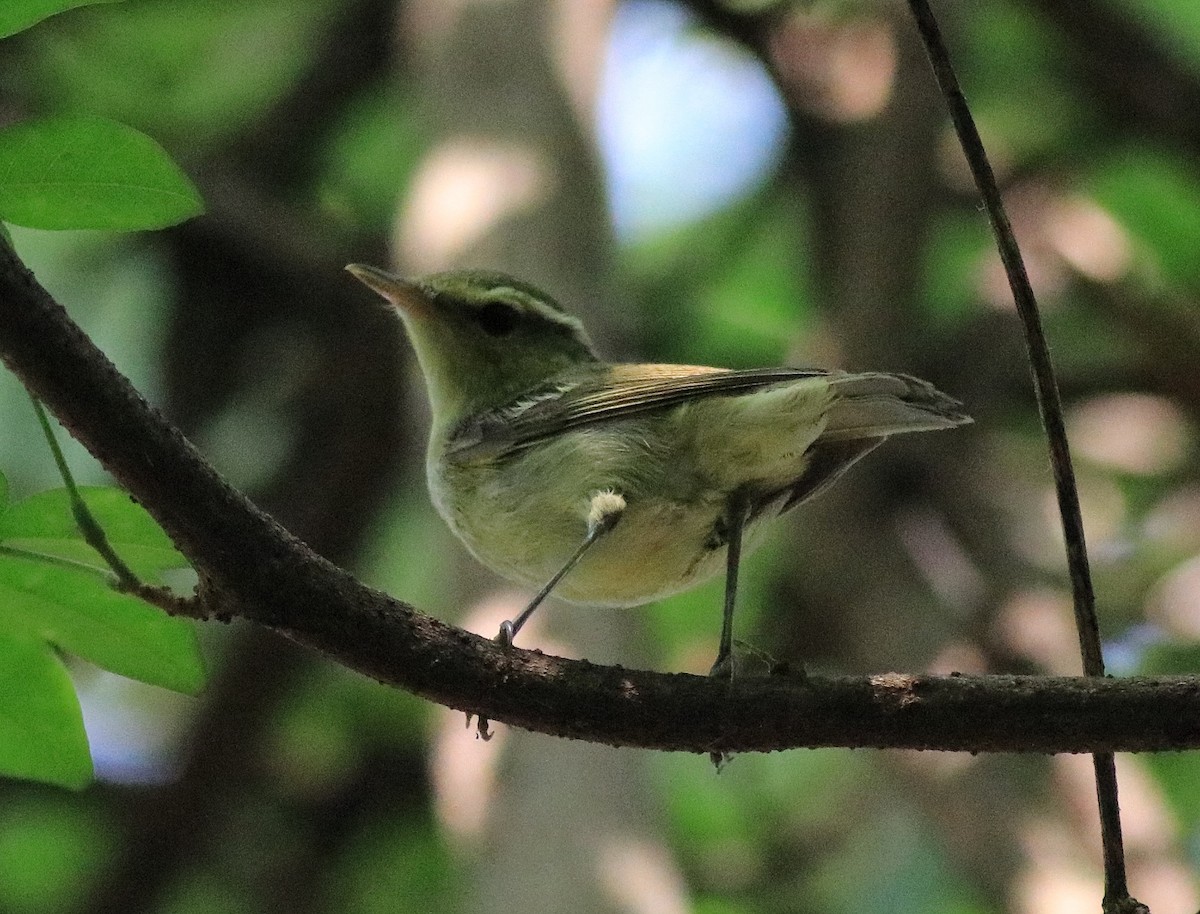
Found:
<box><xmin>447</xmin><ymin>364</ymin><xmax>830</xmax><ymax>459</ymax></box>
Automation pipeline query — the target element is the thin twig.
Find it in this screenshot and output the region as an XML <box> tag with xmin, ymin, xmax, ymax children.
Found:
<box><xmin>30</xmin><ymin>395</ymin><xmax>202</xmax><ymax>618</ymax></box>
<box><xmin>32</xmin><ymin>395</ymin><xmax>142</xmax><ymax>589</ymax></box>
<box><xmin>903</xmin><ymin>2</ymin><xmax>1141</xmax><ymax>911</ymax></box>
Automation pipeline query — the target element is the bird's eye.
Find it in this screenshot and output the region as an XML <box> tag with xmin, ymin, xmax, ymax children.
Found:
<box><xmin>477</xmin><ymin>301</ymin><xmax>519</xmax><ymax>337</ymax></box>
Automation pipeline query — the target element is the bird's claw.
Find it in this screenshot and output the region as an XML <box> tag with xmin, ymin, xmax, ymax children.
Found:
<box><xmin>495</xmin><ymin>619</ymin><xmax>516</xmax><ymax>649</ymax></box>
<box><xmin>469</xmin><ymin>621</ymin><xmax>520</xmax><ymax>739</ymax></box>
<box><xmin>465</xmin><ymin>712</ymin><xmax>494</xmax><ymax>740</ymax></box>
<box><xmin>708</xmin><ymin>654</ymin><xmax>733</xmax><ymax>681</ymax></box>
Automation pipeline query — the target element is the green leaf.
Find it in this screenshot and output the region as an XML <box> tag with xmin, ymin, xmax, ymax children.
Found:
<box><xmin>0</xmin><ymin>483</ymin><xmax>202</xmax><ymax>787</ymax></box>
<box><xmin>0</xmin><ymin>486</ymin><xmax>187</xmax><ymax>580</ymax></box>
<box><xmin>0</xmin><ymin>0</ymin><xmax>124</xmax><ymax>39</ymax></box>
<box><xmin>0</xmin><ymin>115</ymin><xmax>203</xmax><ymax>230</ymax></box>
<box><xmin>0</xmin><ymin>637</ymin><xmax>92</xmax><ymax>789</ymax></box>
<box><xmin>0</xmin><ymin>558</ymin><xmax>202</xmax><ymax>693</ymax></box>
<box><xmin>0</xmin><ymin>486</ymin><xmax>202</xmax><ymax>693</ymax></box>
<box><xmin>1086</xmin><ymin>146</ymin><xmax>1200</xmax><ymax>289</ymax></box>
<box><xmin>22</xmin><ymin>0</ymin><xmax>334</xmax><ymax>150</ymax></box>
<box><xmin>1144</xmin><ymin>751</ymin><xmax>1200</xmax><ymax>832</ymax></box>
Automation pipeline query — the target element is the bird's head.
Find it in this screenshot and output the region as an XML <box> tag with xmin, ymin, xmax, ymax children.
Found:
<box><xmin>347</xmin><ymin>264</ymin><xmax>598</xmax><ymax>427</ymax></box>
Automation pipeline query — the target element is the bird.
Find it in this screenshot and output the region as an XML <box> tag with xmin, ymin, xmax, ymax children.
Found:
<box><xmin>346</xmin><ymin>264</ymin><xmax>971</xmax><ymax>676</ymax></box>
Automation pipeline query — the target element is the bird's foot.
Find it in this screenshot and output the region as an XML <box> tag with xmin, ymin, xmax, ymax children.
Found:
<box><xmin>462</xmin><ymin>622</ymin><xmax>522</xmax><ymax>739</ymax></box>
<box><xmin>708</xmin><ymin>653</ymin><xmax>733</xmax><ymax>681</ymax></box>
<box><xmin>464</xmin><ymin>712</ymin><xmax>494</xmax><ymax>741</ymax></box>
<box><xmin>494</xmin><ymin>619</ymin><xmax>517</xmax><ymax>650</ymax></box>
<box><xmin>709</xmin><ymin>640</ymin><xmax>777</xmax><ymax>681</ymax></box>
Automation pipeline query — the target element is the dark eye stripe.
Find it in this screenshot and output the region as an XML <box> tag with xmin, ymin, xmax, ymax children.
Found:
<box><xmin>477</xmin><ymin>301</ymin><xmax>519</xmax><ymax>336</ymax></box>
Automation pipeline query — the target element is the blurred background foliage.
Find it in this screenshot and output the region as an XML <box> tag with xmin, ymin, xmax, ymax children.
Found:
<box><xmin>0</xmin><ymin>0</ymin><xmax>1199</xmax><ymax>911</ymax></box>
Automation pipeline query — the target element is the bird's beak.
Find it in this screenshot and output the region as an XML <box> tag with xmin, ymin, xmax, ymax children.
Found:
<box><xmin>345</xmin><ymin>263</ymin><xmax>431</xmax><ymax>318</ymax></box>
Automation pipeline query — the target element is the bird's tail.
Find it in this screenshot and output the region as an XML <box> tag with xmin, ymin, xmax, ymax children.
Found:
<box><xmin>822</xmin><ymin>372</ymin><xmax>971</xmax><ymax>440</ymax></box>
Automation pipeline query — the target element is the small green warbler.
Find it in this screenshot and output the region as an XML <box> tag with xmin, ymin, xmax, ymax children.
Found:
<box><xmin>347</xmin><ymin>264</ymin><xmax>970</xmax><ymax>674</ymax></box>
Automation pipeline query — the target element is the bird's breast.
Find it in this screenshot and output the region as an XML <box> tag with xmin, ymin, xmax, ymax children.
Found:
<box><xmin>436</xmin><ymin>481</ymin><xmax>742</xmax><ymax>606</ymax></box>
<box><xmin>426</xmin><ymin>433</ymin><xmax>749</xmax><ymax>606</ymax></box>
<box><xmin>426</xmin><ymin>406</ymin><xmax>795</xmax><ymax>606</ymax></box>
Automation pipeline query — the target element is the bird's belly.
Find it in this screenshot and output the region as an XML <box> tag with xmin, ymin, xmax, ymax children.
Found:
<box><xmin>553</xmin><ymin>500</ymin><xmax>735</xmax><ymax>606</ymax></box>
<box><xmin>439</xmin><ymin>482</ymin><xmax>743</xmax><ymax>607</ymax></box>
<box><xmin>429</xmin><ymin>419</ymin><xmax>787</xmax><ymax>607</ymax></box>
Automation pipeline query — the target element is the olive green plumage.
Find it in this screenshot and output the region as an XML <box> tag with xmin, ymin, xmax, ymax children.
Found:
<box><xmin>347</xmin><ymin>264</ymin><xmax>970</xmax><ymax>660</ymax></box>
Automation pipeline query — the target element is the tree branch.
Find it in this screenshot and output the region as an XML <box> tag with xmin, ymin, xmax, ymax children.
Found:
<box><xmin>1</xmin><ymin>239</ymin><xmax>1199</xmax><ymax>755</ymax></box>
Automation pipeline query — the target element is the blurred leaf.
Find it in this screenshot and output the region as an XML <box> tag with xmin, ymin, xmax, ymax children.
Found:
<box><xmin>0</xmin><ymin>636</ymin><xmax>91</xmax><ymax>789</ymax></box>
<box><xmin>624</xmin><ymin>189</ymin><xmax>811</xmax><ymax>366</ymax></box>
<box><xmin>1086</xmin><ymin>146</ymin><xmax>1200</xmax><ymax>289</ymax></box>
<box><xmin>1119</xmin><ymin>0</ymin><xmax>1200</xmax><ymax>63</ymax></box>
<box><xmin>695</xmin><ymin>219</ymin><xmax>811</xmax><ymax>362</ymax></box>
<box><xmin>330</xmin><ymin>819</ymin><xmax>459</xmax><ymax>914</ymax></box>
<box><xmin>270</xmin><ymin>664</ymin><xmax>427</xmax><ymax>799</ymax></box>
<box><xmin>960</xmin><ymin>4</ymin><xmax>1083</xmax><ymax>164</ymax></box>
<box><xmin>808</xmin><ymin>804</ymin><xmax>986</xmax><ymax>914</ymax></box>
<box><xmin>316</xmin><ymin>86</ymin><xmax>428</xmax><ymax>235</ymax></box>
<box><xmin>1143</xmin><ymin>751</ymin><xmax>1200</xmax><ymax>834</ymax></box>
<box><xmin>1043</xmin><ymin>301</ymin><xmax>1140</xmax><ymax>379</ymax></box>
<box><xmin>693</xmin><ymin>897</ymin><xmax>754</xmax><ymax>914</ymax></box>
<box><xmin>1137</xmin><ymin>640</ymin><xmax>1200</xmax><ymax>676</ymax></box>
<box><xmin>358</xmin><ymin>490</ymin><xmax>466</xmax><ymax>614</ymax></box>
<box><xmin>1129</xmin><ymin>643</ymin><xmax>1200</xmax><ymax>832</ymax></box>
<box><xmin>659</xmin><ymin>748</ymin><xmax>873</xmax><ymax>912</ymax></box>
<box><xmin>920</xmin><ymin>212</ymin><xmax>990</xmax><ymax>323</ymax></box>
<box><xmin>0</xmin><ymin>795</ymin><xmax>114</xmax><ymax>911</ymax></box>
<box><xmin>22</xmin><ymin>0</ymin><xmax>331</xmax><ymax>147</ymax></box>
<box><xmin>0</xmin><ymin>0</ymin><xmax>123</xmax><ymax>39</ymax></box>
<box><xmin>0</xmin><ymin>115</ymin><xmax>203</xmax><ymax>230</ymax></box>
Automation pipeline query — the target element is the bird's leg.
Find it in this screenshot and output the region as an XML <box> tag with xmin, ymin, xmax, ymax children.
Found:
<box><xmin>495</xmin><ymin>490</ymin><xmax>626</xmax><ymax>649</ymax></box>
<box><xmin>476</xmin><ymin>491</ymin><xmax>626</xmax><ymax>739</ymax></box>
<box><xmin>709</xmin><ymin>491</ymin><xmax>751</xmax><ymax>680</ymax></box>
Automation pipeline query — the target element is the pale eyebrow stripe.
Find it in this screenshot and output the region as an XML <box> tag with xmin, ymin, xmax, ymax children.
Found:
<box><xmin>483</xmin><ymin>286</ymin><xmax>585</xmax><ymax>334</ymax></box>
